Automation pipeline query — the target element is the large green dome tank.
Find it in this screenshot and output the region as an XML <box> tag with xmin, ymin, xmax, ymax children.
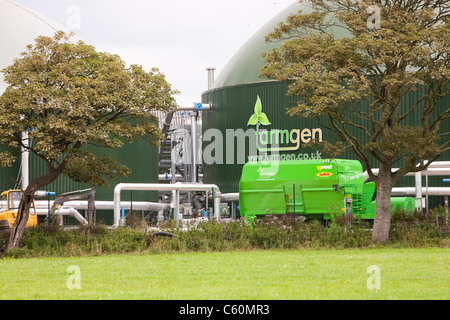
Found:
<box><xmin>210</xmin><ymin>2</ymin><xmax>310</xmax><ymax>89</ymax></box>
<box><xmin>201</xmin><ymin>2</ymin><xmax>349</xmax><ymax>193</ymax></box>
<box><xmin>201</xmin><ymin>1</ymin><xmax>450</xmax><ymax>198</ymax></box>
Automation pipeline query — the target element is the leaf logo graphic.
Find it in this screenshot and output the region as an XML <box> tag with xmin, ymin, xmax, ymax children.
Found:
<box><xmin>247</xmin><ymin>96</ymin><xmax>271</xmax><ymax>126</ymax></box>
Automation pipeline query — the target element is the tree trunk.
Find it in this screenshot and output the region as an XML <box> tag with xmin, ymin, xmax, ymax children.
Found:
<box><xmin>5</xmin><ymin>165</ymin><xmax>66</xmax><ymax>251</ymax></box>
<box><xmin>372</xmin><ymin>163</ymin><xmax>395</xmax><ymax>244</ymax></box>
<box><xmin>6</xmin><ymin>184</ymin><xmax>39</xmax><ymax>250</ymax></box>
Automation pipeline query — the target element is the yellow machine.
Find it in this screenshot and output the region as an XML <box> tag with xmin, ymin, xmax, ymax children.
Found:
<box><xmin>0</xmin><ymin>189</ymin><xmax>38</xmax><ymax>236</ymax></box>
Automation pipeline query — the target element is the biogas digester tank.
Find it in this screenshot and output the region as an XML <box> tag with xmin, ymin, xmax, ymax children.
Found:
<box><xmin>201</xmin><ymin>1</ymin><xmax>449</xmax><ymax>208</ymax></box>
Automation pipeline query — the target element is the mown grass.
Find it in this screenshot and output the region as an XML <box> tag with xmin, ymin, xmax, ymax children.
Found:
<box><xmin>0</xmin><ymin>209</ymin><xmax>448</xmax><ymax>300</ymax></box>
<box><xmin>0</xmin><ymin>248</ymin><xmax>448</xmax><ymax>300</ymax></box>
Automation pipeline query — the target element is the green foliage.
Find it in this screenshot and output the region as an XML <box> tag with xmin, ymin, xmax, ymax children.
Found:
<box><xmin>0</xmin><ymin>31</ymin><xmax>178</xmax><ymax>250</ymax></box>
<box><xmin>260</xmin><ymin>0</ymin><xmax>449</xmax><ymax>174</ymax></box>
<box><xmin>2</xmin><ymin>211</ymin><xmax>447</xmax><ymax>258</ymax></box>
<box><xmin>260</xmin><ymin>0</ymin><xmax>450</xmax><ymax>244</ymax></box>
<box><xmin>390</xmin><ymin>206</ymin><xmax>449</xmax><ymax>247</ymax></box>
<box><xmin>0</xmin><ymin>31</ymin><xmax>178</xmax><ymax>187</ymax></box>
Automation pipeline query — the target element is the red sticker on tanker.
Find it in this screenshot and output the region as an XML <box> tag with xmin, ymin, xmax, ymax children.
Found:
<box><xmin>317</xmin><ymin>172</ymin><xmax>332</xmax><ymax>177</ymax></box>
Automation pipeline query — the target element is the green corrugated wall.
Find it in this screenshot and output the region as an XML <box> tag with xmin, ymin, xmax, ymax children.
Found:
<box><xmin>28</xmin><ymin>138</ymin><xmax>159</xmax><ymax>202</ymax></box>
<box><xmin>0</xmin><ymin>144</ymin><xmax>21</xmax><ymax>191</ymax></box>
<box><xmin>0</xmin><ymin>138</ymin><xmax>158</xmax><ymax>225</ymax></box>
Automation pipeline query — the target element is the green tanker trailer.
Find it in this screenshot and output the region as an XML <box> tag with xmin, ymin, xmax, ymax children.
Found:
<box><xmin>238</xmin><ymin>159</ymin><xmax>415</xmax><ymax>222</ymax></box>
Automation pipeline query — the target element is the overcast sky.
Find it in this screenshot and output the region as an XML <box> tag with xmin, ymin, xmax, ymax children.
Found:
<box><xmin>13</xmin><ymin>0</ymin><xmax>296</xmax><ymax>104</ymax></box>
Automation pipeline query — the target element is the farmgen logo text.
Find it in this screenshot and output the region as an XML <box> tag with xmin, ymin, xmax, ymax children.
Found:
<box><xmin>247</xmin><ymin>96</ymin><xmax>323</xmax><ymax>153</ymax></box>
<box><xmin>201</xmin><ymin>96</ymin><xmax>324</xmax><ymax>165</ymax></box>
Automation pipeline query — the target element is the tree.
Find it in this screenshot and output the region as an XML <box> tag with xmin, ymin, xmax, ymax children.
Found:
<box><xmin>260</xmin><ymin>0</ymin><xmax>450</xmax><ymax>243</ymax></box>
<box><xmin>0</xmin><ymin>31</ymin><xmax>178</xmax><ymax>250</ymax></box>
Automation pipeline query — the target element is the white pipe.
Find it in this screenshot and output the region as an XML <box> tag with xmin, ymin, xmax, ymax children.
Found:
<box><xmin>424</xmin><ymin>161</ymin><xmax>450</xmax><ymax>168</ymax></box>
<box><xmin>113</xmin><ymin>182</ymin><xmax>221</xmax><ymax>227</ymax></box>
<box><xmin>172</xmin><ymin>189</ymin><xmax>180</xmax><ymax>221</ymax></box>
<box><xmin>221</xmin><ymin>193</ymin><xmax>240</xmax><ymax>202</ymax></box>
<box><xmin>21</xmin><ymin>131</ymin><xmax>29</xmax><ymax>190</ymax></box>
<box><xmin>35</xmin><ymin>207</ymin><xmax>88</xmax><ymax>225</ymax></box>
<box><xmin>68</xmin><ymin>208</ymin><xmax>88</xmax><ymax>225</ymax></box>
<box><xmin>160</xmin><ymin>173</ymin><xmax>183</xmax><ymax>181</ymax></box>
<box><xmin>392</xmin><ymin>187</ymin><xmax>450</xmax><ymax>196</ymax></box>
<box><xmin>426</xmin><ymin>169</ymin><xmax>429</xmax><ymax>212</ymax></box>
<box><xmin>206</xmin><ymin>67</ymin><xmax>215</xmax><ymax>90</ymax></box>
<box><xmin>415</xmin><ymin>172</ymin><xmax>422</xmax><ymax>210</ymax></box>
<box><xmin>177</xmin><ymin>103</ymin><xmax>211</xmax><ymax>111</ymax></box>
<box><xmin>364</xmin><ymin>167</ymin><xmax>450</xmax><ymax>182</ymax></box>
<box><xmin>35</xmin><ymin>208</ymin><xmax>69</xmax><ymax>215</ymax></box>
<box><xmin>421</xmin><ymin>168</ymin><xmax>450</xmax><ymax>175</ymax></box>
<box><xmin>159</xmin><ymin>174</ymin><xmax>203</xmax><ymax>181</ymax></box>
<box><xmin>191</xmin><ymin>113</ymin><xmax>197</xmax><ymax>183</ymax></box>
<box><xmin>33</xmin><ymin>200</ymin><xmax>169</xmax><ymax>211</ymax></box>
<box><xmin>34</xmin><ymin>200</ymin><xmax>170</xmax><ymax>227</ymax></box>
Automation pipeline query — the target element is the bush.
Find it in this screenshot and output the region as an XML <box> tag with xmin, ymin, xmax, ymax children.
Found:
<box><xmin>1</xmin><ymin>209</ymin><xmax>448</xmax><ymax>258</ymax></box>
<box><xmin>390</xmin><ymin>206</ymin><xmax>449</xmax><ymax>247</ymax></box>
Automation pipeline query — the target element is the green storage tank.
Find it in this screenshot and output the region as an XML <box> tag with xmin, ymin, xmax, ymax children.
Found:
<box><xmin>239</xmin><ymin>159</ymin><xmax>364</xmax><ymax>220</ymax></box>
<box><xmin>202</xmin><ymin>2</ymin><xmax>449</xmax><ymax>212</ymax></box>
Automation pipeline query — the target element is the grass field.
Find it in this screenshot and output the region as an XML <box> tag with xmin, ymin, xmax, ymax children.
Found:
<box><xmin>0</xmin><ymin>248</ymin><xmax>448</xmax><ymax>300</ymax></box>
